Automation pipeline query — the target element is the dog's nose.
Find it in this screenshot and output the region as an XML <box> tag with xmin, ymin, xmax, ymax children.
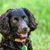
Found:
<box><xmin>23</xmin><ymin>28</ymin><xmax>27</xmax><ymax>32</ymax></box>
<box><xmin>23</xmin><ymin>27</ymin><xmax>30</xmax><ymax>32</ymax></box>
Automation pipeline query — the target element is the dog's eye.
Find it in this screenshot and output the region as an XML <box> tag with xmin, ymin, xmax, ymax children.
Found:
<box><xmin>22</xmin><ymin>16</ymin><xmax>25</xmax><ymax>19</ymax></box>
<box><xmin>15</xmin><ymin>18</ymin><xmax>19</xmax><ymax>21</ymax></box>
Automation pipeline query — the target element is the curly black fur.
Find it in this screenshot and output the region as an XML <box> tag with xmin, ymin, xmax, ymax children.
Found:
<box><xmin>0</xmin><ymin>8</ymin><xmax>37</xmax><ymax>50</ymax></box>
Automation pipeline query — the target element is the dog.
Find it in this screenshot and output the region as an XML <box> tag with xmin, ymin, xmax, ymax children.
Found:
<box><xmin>0</xmin><ymin>8</ymin><xmax>37</xmax><ymax>50</ymax></box>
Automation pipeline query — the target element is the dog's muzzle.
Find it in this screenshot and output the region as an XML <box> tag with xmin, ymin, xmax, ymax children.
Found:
<box><xmin>14</xmin><ymin>27</ymin><xmax>30</xmax><ymax>42</ymax></box>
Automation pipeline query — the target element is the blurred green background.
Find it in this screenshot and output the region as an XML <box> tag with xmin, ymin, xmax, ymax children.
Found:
<box><xmin>0</xmin><ymin>0</ymin><xmax>50</xmax><ymax>50</ymax></box>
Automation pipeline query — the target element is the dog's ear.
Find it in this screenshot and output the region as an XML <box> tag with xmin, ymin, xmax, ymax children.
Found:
<box><xmin>0</xmin><ymin>9</ymin><xmax>12</xmax><ymax>35</ymax></box>
<box><xmin>23</xmin><ymin>8</ymin><xmax>38</xmax><ymax>31</ymax></box>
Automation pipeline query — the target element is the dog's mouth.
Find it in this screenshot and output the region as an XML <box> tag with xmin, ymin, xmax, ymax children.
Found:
<box><xmin>20</xmin><ymin>34</ymin><xmax>27</xmax><ymax>38</ymax></box>
<box><xmin>14</xmin><ymin>32</ymin><xmax>28</xmax><ymax>42</ymax></box>
<box><xmin>16</xmin><ymin>32</ymin><xmax>28</xmax><ymax>39</ymax></box>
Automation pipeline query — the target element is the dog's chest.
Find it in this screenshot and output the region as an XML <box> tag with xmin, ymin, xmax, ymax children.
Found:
<box><xmin>10</xmin><ymin>42</ymin><xmax>27</xmax><ymax>50</ymax></box>
<box><xmin>3</xmin><ymin>41</ymin><xmax>28</xmax><ymax>50</ymax></box>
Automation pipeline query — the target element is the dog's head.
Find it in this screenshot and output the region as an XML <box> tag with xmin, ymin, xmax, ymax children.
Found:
<box><xmin>0</xmin><ymin>8</ymin><xmax>37</xmax><ymax>42</ymax></box>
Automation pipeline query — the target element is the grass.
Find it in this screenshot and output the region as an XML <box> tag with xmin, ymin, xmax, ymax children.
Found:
<box><xmin>0</xmin><ymin>0</ymin><xmax>50</xmax><ymax>50</ymax></box>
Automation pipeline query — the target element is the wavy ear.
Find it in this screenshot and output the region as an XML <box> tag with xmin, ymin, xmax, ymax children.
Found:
<box><xmin>23</xmin><ymin>8</ymin><xmax>38</xmax><ymax>31</ymax></box>
<box><xmin>0</xmin><ymin>9</ymin><xmax>12</xmax><ymax>35</ymax></box>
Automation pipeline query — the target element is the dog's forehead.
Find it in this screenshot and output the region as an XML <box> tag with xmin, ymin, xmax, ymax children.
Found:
<box><xmin>11</xmin><ymin>9</ymin><xmax>26</xmax><ymax>17</ymax></box>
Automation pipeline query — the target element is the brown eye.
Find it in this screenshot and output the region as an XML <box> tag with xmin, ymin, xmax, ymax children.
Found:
<box><xmin>15</xmin><ymin>18</ymin><xmax>19</xmax><ymax>21</ymax></box>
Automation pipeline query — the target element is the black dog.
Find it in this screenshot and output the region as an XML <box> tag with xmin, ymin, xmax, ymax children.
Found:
<box><xmin>0</xmin><ymin>8</ymin><xmax>37</xmax><ymax>50</ymax></box>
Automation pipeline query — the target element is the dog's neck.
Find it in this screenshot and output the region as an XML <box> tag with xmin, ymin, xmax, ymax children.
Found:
<box><xmin>2</xmin><ymin>38</ymin><xmax>26</xmax><ymax>50</ymax></box>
